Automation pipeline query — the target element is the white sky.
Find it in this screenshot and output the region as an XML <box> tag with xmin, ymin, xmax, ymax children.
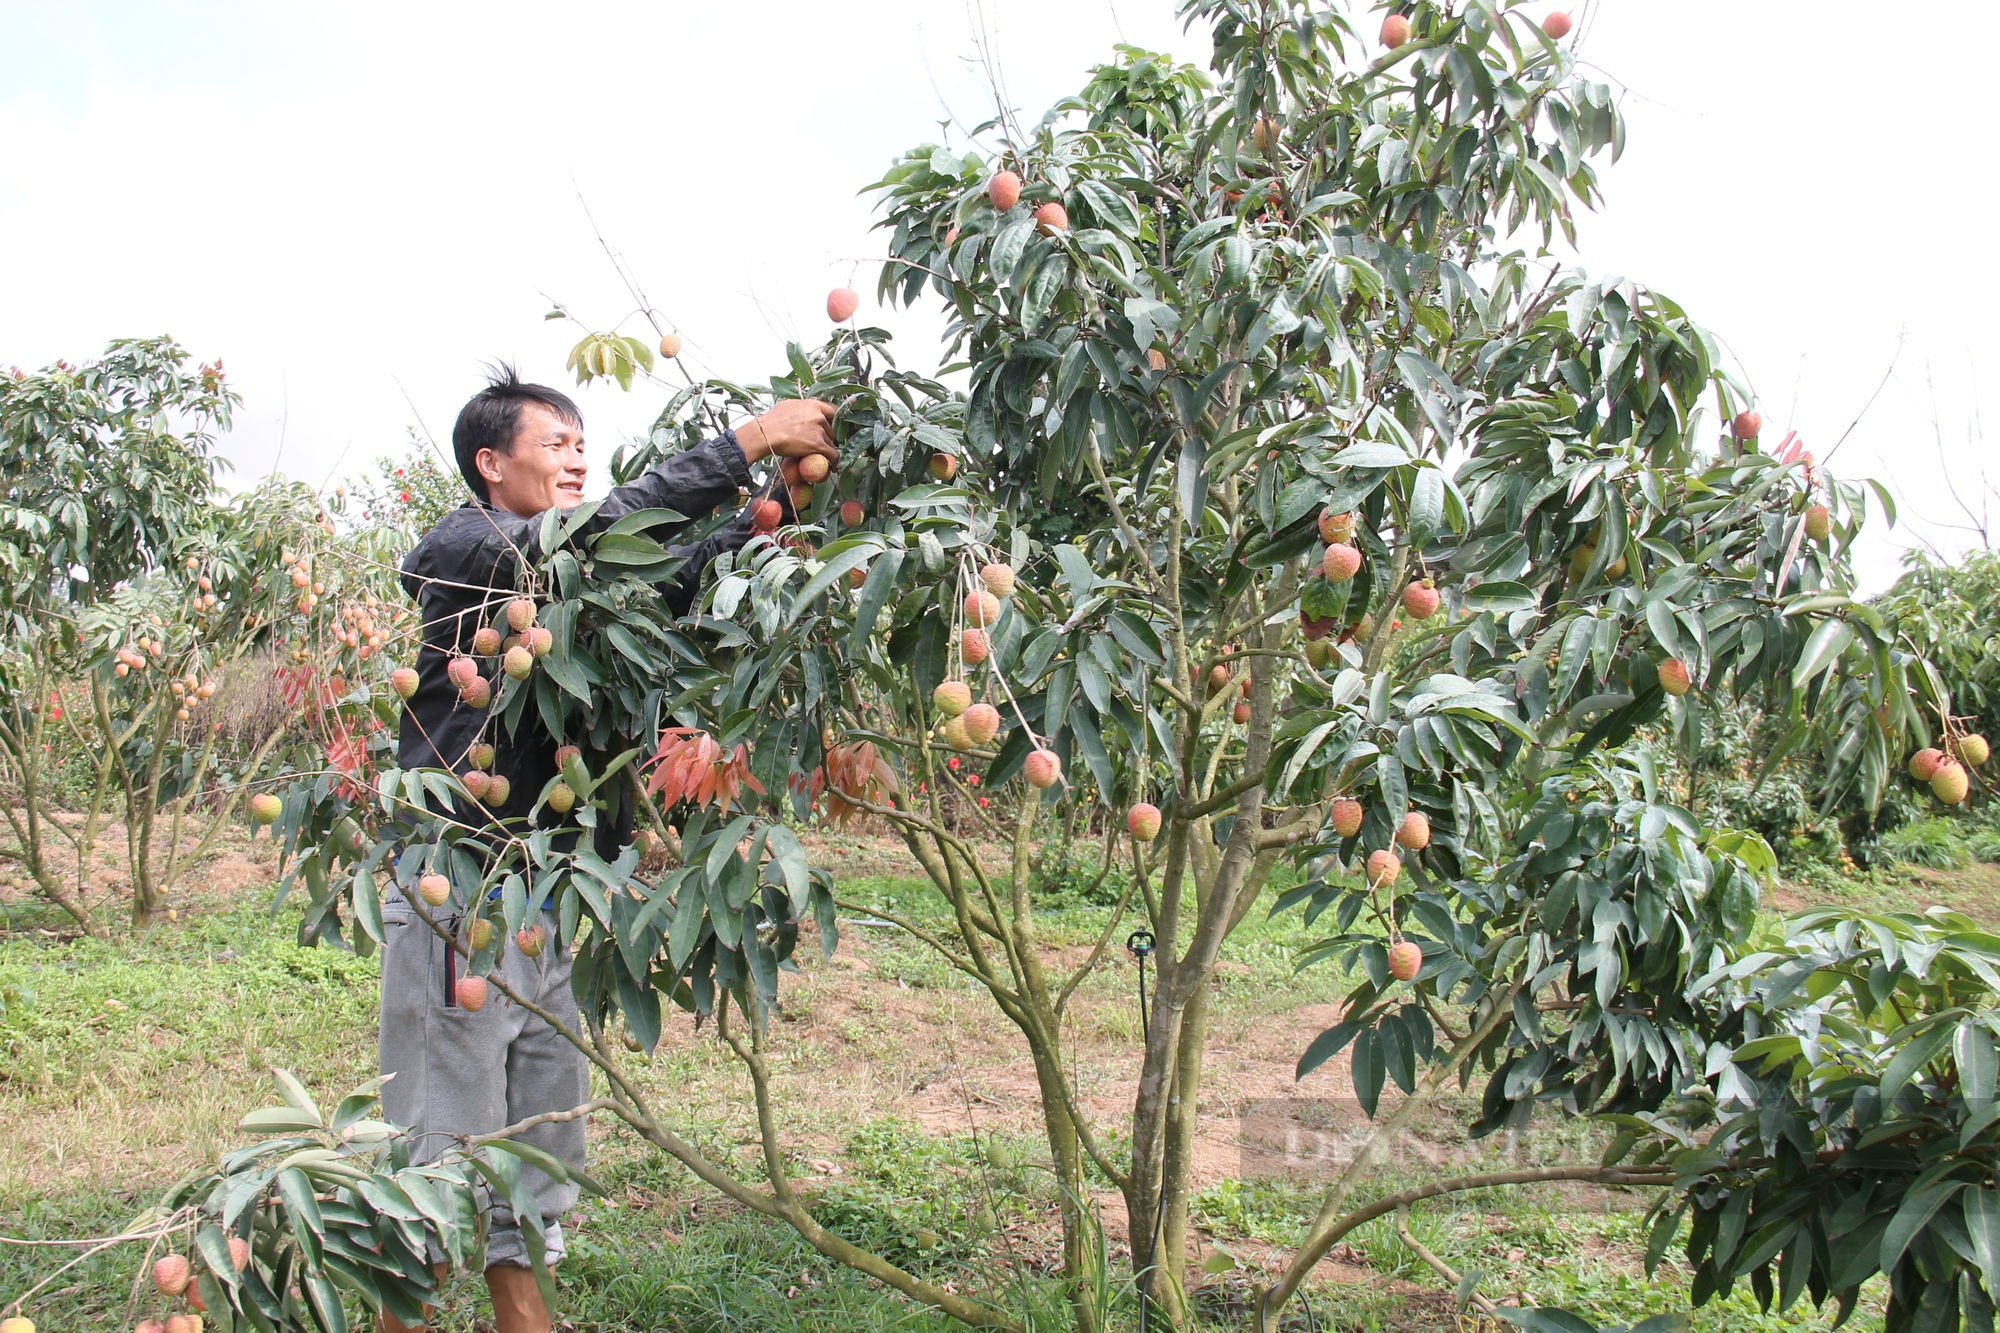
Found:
<box><xmin>2</xmin><ymin>1</ymin><xmax>1992</xmax><ymax>590</ymax></box>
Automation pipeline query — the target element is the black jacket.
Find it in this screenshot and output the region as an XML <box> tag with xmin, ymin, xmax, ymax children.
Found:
<box><xmin>397</xmin><ymin>432</ymin><xmax>757</xmax><ymax>839</ymax></box>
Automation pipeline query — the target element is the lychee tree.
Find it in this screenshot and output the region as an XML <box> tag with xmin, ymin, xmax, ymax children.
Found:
<box><xmin>858</xmin><ymin>0</ymin><xmax>1924</xmax><ymax>1325</ymax></box>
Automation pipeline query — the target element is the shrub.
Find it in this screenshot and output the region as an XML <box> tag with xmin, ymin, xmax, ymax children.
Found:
<box><xmin>1877</xmin><ymin>816</ymin><xmax>1972</xmax><ymax>870</ymax></box>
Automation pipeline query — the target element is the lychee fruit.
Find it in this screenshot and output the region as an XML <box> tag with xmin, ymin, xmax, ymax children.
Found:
<box><xmin>390</xmin><ymin>667</ymin><xmax>419</xmax><ymax>699</ymax></box>
<box><xmin>1402</xmin><ymin>580</ymin><xmax>1440</xmax><ymax>620</ymax></box>
<box><xmin>1024</xmin><ymin>749</ymin><xmax>1063</xmax><ymax>789</ymax></box>
<box><xmin>554</xmin><ymin>744</ymin><xmax>581</xmax><ymax>769</ymax></box>
<box><xmin>979</xmin><ymin>563</ymin><xmax>1016</xmax><ymax>598</ymax></box>
<box><xmin>960</xmin><ymin>629</ymin><xmax>990</xmax><ymax>665</ymax></box>
<box><xmin>468</xmin><ymin>919</ymin><xmax>494</xmax><ymax>951</ymax></box>
<box><xmin>1381</xmin><ymin>12</ymin><xmax>1412</xmax><ymax>47</ymax></box>
<box><xmin>1804</xmin><ymin>505</ymin><xmax>1830</xmax><ymax>541</ymax></box>
<box><xmin>789</xmin><ymin>483</ymin><xmax>813</xmax><ymax>511</ymax></box>
<box><xmin>548</xmin><ymin>782</ymin><xmax>576</xmax><ymax>814</ymax></box>
<box><xmin>799</xmin><ymin>454</ymin><xmax>831</xmax><ymax>484</ymax></box>
<box><xmin>658</xmin><ymin>333</ymin><xmax>683</xmax><ymax>359</ymax></box>
<box><xmin>1732</xmin><ymin>409</ymin><xmax>1762</xmax><ymax>441</ymax></box>
<box><xmin>840</xmin><ymin>501</ymin><xmax>866</xmax><ymax>526</ymax></box>
<box><xmin>418</xmin><ymin>873</ymin><xmax>451</xmax><ymax>907</ymax></box>
<box><xmin>1367</xmin><ymin>849</ymin><xmax>1402</xmax><ymax>886</ymax></box>
<box><xmin>1541</xmin><ymin>10</ymin><xmax>1572</xmax><ymax>38</ymax></box>
<box><xmin>447</xmin><ymin>656</ymin><xmax>479</xmax><ymax>689</ymax></box>
<box><xmin>1396</xmin><ymin>811</ymin><xmax>1431</xmax><ymax>850</ymax></box>
<box><xmin>1388</xmin><ymin>940</ymin><xmax>1422</xmax><ymax>981</ymax></box>
<box><xmin>525</xmin><ymin>625</ymin><xmax>554</xmax><ymax>658</ymax></box>
<box><xmin>989</xmin><ymin>170</ymin><xmax>1022</xmax><ymax>211</ymax></box>
<box><xmin>165</xmin><ymin>1318</ymin><xmax>201</xmax><ymax>1333</ymax></box>
<box><xmin>827</xmin><ymin>287</ymin><xmax>860</xmax><ymax>322</ymax></box>
<box><xmin>1148</xmin><ymin>348</ymin><xmax>1169</xmax><ymax>370</ymax></box>
<box><xmin>468</xmin><ymin>743</ymin><xmax>495</xmax><ymax>771</ymax></box>
<box><xmin>750</xmin><ymin>499</ymin><xmax>783</xmax><ymax>533</ymax></box>
<box><xmin>961</xmin><ymin>703</ymin><xmax>1002</xmax><ymax>746</ymax></box>
<box><xmin>228</xmin><ymin>1237</ymin><xmax>249</xmax><ymax>1271</ymax></box>
<box><xmin>1318</xmin><ymin>509</ymin><xmax>1357</xmax><ymax>543</ymax></box>
<box><xmin>941</xmin><ymin>716</ymin><xmax>973</xmax><ymax>751</ymax></box>
<box><xmin>1034</xmin><ymin>202</ymin><xmax>1069</xmax><ymax>235</ymax></box>
<box><xmin>1322</xmin><ymin>544</ymin><xmax>1361</xmax><ymax>582</ymax></box>
<box><xmin>933</xmin><ymin>681</ymin><xmax>972</xmax><ymax>717</ymax></box>
<box><xmin>1208</xmin><ymin>664</ymin><xmax>1233</xmax><ymax>694</ymax></box>
<box><xmin>506</xmin><ymin>598</ymin><xmax>537</xmax><ymax>632</ymax></box>
<box><xmin>1960</xmin><ymin>735</ymin><xmax>1991</xmax><ymax>768</ymax></box>
<box><xmin>1231</xmin><ymin>702</ymin><xmax>1251</xmax><ymax>725</ymax></box>
<box><xmin>249</xmin><ymin>793</ymin><xmax>283</xmax><ymax>825</ymax></box>
<box><xmin>965</xmin><ymin>590</ymin><xmax>1001</xmax><ymax>627</ymax></box>
<box><xmin>1251</xmin><ymin>113</ymin><xmax>1279</xmax><ymax>153</ymax></box>
<box><xmin>138</xmin><ymin>1321</ymin><xmax>167</xmax><ymax>1333</ymax></box>
<box><xmin>472</xmin><ymin>626</ymin><xmax>502</xmax><ymax>657</ymax></box>
<box><xmin>153</xmin><ymin>1254</ymin><xmax>191</xmax><ymax>1296</ymax></box>
<box><xmin>1332</xmin><ymin>798</ymin><xmax>1364</xmax><ymax>838</ymax></box>
<box><xmin>1656</xmin><ymin>658</ymin><xmax>1692</xmax><ymax>697</ymax></box>
<box><xmin>459</xmin><ymin>677</ymin><xmax>492</xmax><ymax>709</ymax></box>
<box><xmin>1305</xmin><ymin>639</ymin><xmax>1332</xmax><ymax>667</ymax></box>
<box><xmin>1932</xmin><ymin>761</ymin><xmax>1970</xmax><ymax>804</ymax></box>
<box><xmin>1127</xmin><ymin>803</ymin><xmax>1162</xmax><ymax>842</ymax></box>
<box><xmin>455</xmin><ymin>976</ymin><xmax>488</xmax><ymax>1011</ymax></box>
<box><xmin>1909</xmin><ymin>748</ymin><xmax>1945</xmax><ymax>781</ymax></box>
<box><xmin>516</xmin><ymin>924</ymin><xmax>546</xmax><ymax>958</ymax></box>
<box><xmin>930</xmin><ymin>453</ymin><xmax>959</xmax><ymax>482</ymax></box>
<box><xmin>485</xmin><ymin>775</ymin><xmax>511</xmax><ymax>806</ymax></box>
<box><xmin>463</xmin><ymin>771</ymin><xmax>492</xmax><ymax>801</ymax></box>
<box><xmin>504</xmin><ymin>646</ymin><xmax>533</xmax><ymax>680</ymax></box>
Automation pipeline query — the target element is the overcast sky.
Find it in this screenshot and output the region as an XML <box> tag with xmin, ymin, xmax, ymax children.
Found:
<box><xmin>2</xmin><ymin>1</ymin><xmax>1992</xmax><ymax>590</ymax></box>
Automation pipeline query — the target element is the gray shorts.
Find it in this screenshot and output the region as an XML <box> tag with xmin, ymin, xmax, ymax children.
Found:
<box><xmin>379</xmin><ymin>897</ymin><xmax>587</xmax><ymax>1268</ymax></box>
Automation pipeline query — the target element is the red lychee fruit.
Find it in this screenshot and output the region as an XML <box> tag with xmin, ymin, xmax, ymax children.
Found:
<box><xmin>1232</xmin><ymin>702</ymin><xmax>1251</xmax><ymax>724</ymax></box>
<box><xmin>463</xmin><ymin>771</ymin><xmax>492</xmax><ymax>801</ymax></box>
<box><xmin>506</xmin><ymin>598</ymin><xmax>536</xmax><ymax>632</ymax></box>
<box><xmin>1402</xmin><ymin>579</ymin><xmax>1440</xmax><ymax>620</ymax></box>
<box><xmin>468</xmin><ymin>743</ymin><xmax>495</xmax><ymax>771</ymax></box>
<box><xmin>459</xmin><ymin>676</ymin><xmax>492</xmax><ymax>710</ymax></box>
<box><xmin>979</xmin><ymin>563</ymin><xmax>1016</xmax><ymax>598</ymax></box>
<box><xmin>1023</xmin><ymin>749</ymin><xmax>1063</xmax><ymax>789</ymax></box>
<box><xmin>154</xmin><ymin>1254</ymin><xmax>191</xmax><ymax>1297</ymax></box>
<box><xmin>1381</xmin><ymin>13</ymin><xmax>1412</xmax><ymax>47</ymax></box>
<box><xmin>1804</xmin><ymin>505</ymin><xmax>1830</xmax><ymax>541</ymax></box>
<box><xmin>1933</xmin><ymin>761</ymin><xmax>1970</xmax><ymax>805</ymax></box>
<box><xmin>930</xmin><ymin>453</ymin><xmax>959</xmax><ymax>482</ymax></box>
<box><xmin>1541</xmin><ymin>11</ymin><xmax>1572</xmax><ymax>38</ymax></box>
<box><xmin>390</xmin><ymin>667</ymin><xmax>419</xmax><ymax>699</ymax></box>
<box><xmin>1656</xmin><ymin>658</ymin><xmax>1692</xmax><ymax>696</ymax></box>
<box><xmin>840</xmin><ymin>500</ymin><xmax>866</xmax><ymax>526</ymax></box>
<box><xmin>961</xmin><ymin>702</ymin><xmax>1002</xmax><ymax>746</ymax></box>
<box><xmin>1035</xmin><ymin>202</ymin><xmax>1070</xmax><ymax>235</ymax></box>
<box><xmin>827</xmin><ymin>287</ymin><xmax>860</xmax><ymax>322</ymax></box>
<box><xmin>989</xmin><ymin>170</ymin><xmax>1022</xmax><ymax>211</ymax></box>
<box><xmin>751</xmin><ymin>499</ymin><xmax>783</xmax><ymax>533</ymax></box>
<box><xmin>960</xmin><ymin>628</ymin><xmax>990</xmax><ymax>665</ymax></box>
<box><xmin>1322</xmin><ymin>544</ymin><xmax>1361</xmax><ymax>582</ymax></box>
<box><xmin>485</xmin><ymin>775</ymin><xmax>511</xmax><ymax>806</ymax></box>
<box><xmin>1396</xmin><ymin>811</ymin><xmax>1431</xmax><ymax>850</ymax></box>
<box><xmin>965</xmin><ymin>590</ymin><xmax>1001</xmax><ymax>627</ymax></box>
<box><xmin>1388</xmin><ymin>940</ymin><xmax>1422</xmax><ymax>981</ymax></box>
<box><xmin>455</xmin><ymin>976</ymin><xmax>488</xmax><ymax>1011</ymax></box>
<box><xmin>1367</xmin><ymin>849</ymin><xmax>1402</xmax><ymax>886</ymax></box>
<box><xmin>472</xmin><ymin>626</ymin><xmax>502</xmax><ymax>657</ymax></box>
<box><xmin>933</xmin><ymin>681</ymin><xmax>972</xmax><ymax>717</ymax></box>
<box><xmin>1127</xmin><ymin>803</ymin><xmax>1162</xmax><ymax>842</ymax></box>
<box><xmin>1332</xmin><ymin>797</ymin><xmax>1364</xmax><ymax>838</ymax></box>
<box><xmin>1959</xmin><ymin>735</ymin><xmax>1991</xmax><ymax>768</ymax></box>
<box><xmin>554</xmin><ymin>744</ymin><xmax>581</xmax><ymax>769</ymax></box>
<box><xmin>447</xmin><ymin>656</ymin><xmax>479</xmax><ymax>689</ymax></box>
<box><xmin>249</xmin><ymin>793</ymin><xmax>283</xmax><ymax>825</ymax></box>
<box><xmin>515</xmin><ymin>923</ymin><xmax>546</xmax><ymax>958</ymax></box>
<box><xmin>1319</xmin><ymin>509</ymin><xmax>1357</xmax><ymax>543</ymax></box>
<box><xmin>1908</xmin><ymin>748</ymin><xmax>1945</xmax><ymax>781</ymax></box>
<box><xmin>525</xmin><ymin>625</ymin><xmax>554</xmax><ymax>657</ymax></box>
<box><xmin>548</xmin><ymin>782</ymin><xmax>576</xmax><ymax>814</ymax></box>
<box><xmin>503</xmin><ymin>646</ymin><xmax>533</xmax><ymax>680</ymax></box>
<box><xmin>418</xmin><ymin>873</ymin><xmax>451</xmax><ymax>907</ymax></box>
<box><xmin>658</xmin><ymin>333</ymin><xmax>683</xmax><ymax>359</ymax></box>
<box><xmin>1732</xmin><ymin>409</ymin><xmax>1762</xmax><ymax>441</ymax></box>
<box><xmin>799</xmin><ymin>454</ymin><xmax>830</xmax><ymax>484</ymax></box>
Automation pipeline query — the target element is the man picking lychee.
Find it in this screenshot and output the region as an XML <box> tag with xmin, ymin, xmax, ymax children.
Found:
<box><xmin>381</xmin><ymin>367</ymin><xmax>835</xmax><ymax>1333</ymax></box>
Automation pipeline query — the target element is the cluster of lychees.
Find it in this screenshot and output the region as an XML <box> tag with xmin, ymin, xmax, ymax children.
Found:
<box><xmin>927</xmin><ymin>560</ymin><xmax>1064</xmax><ymax>793</ymax></box>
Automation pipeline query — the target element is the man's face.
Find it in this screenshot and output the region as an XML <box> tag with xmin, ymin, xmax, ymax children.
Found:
<box><xmin>478</xmin><ymin>402</ymin><xmax>587</xmax><ymax>516</ymax></box>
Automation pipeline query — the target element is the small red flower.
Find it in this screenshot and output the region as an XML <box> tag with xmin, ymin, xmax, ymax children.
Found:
<box><xmin>400</xmin><ymin>491</ymin><xmax>412</xmax><ymax>503</ymax></box>
<box><xmin>948</xmin><ymin>758</ymin><xmax>961</xmax><ymax>770</ymax></box>
<box><xmin>395</xmin><ymin>468</ymin><xmax>406</xmax><ymax>477</ymax></box>
<box><xmin>978</xmin><ymin>797</ymin><xmax>989</xmax><ymax>807</ymax></box>
<box><xmin>966</xmin><ymin>774</ymin><xmax>979</xmax><ymax>786</ymax></box>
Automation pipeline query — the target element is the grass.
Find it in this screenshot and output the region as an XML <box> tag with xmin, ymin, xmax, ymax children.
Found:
<box><xmin>7</xmin><ymin>833</ymin><xmax>1967</xmax><ymax>1331</ymax></box>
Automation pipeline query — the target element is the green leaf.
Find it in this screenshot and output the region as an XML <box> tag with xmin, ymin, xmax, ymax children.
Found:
<box><xmin>1790</xmin><ymin>617</ymin><xmax>1853</xmax><ymax>690</ymax></box>
<box><xmin>1879</xmin><ymin>1179</ymin><xmax>1966</xmax><ymax>1273</ymax></box>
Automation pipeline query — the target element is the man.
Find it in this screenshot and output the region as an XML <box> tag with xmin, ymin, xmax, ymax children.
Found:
<box><xmin>379</xmin><ymin>366</ymin><xmax>836</xmax><ymax>1333</ymax></box>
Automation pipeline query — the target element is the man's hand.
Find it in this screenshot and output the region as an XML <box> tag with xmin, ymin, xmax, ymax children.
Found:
<box><xmin>737</xmin><ymin>399</ymin><xmax>838</xmax><ymax>466</ymax></box>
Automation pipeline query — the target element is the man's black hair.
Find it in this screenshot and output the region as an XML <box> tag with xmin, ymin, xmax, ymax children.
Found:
<box><xmin>451</xmin><ymin>364</ymin><xmax>584</xmax><ymax>502</ymax></box>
